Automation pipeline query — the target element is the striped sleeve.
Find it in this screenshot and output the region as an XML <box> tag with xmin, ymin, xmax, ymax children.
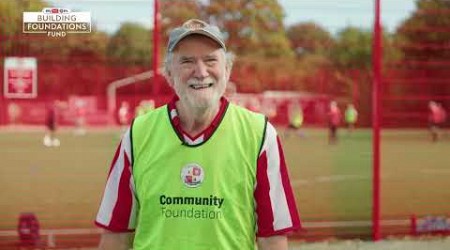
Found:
<box><xmin>254</xmin><ymin>122</ymin><xmax>301</xmax><ymax>237</ymax></box>
<box><xmin>95</xmin><ymin>128</ymin><xmax>138</xmax><ymax>232</ymax></box>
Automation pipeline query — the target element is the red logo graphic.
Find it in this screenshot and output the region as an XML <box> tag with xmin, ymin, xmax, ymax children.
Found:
<box><xmin>192</xmin><ymin>167</ymin><xmax>201</xmax><ymax>176</ymax></box>
<box><xmin>181</xmin><ymin>164</ymin><xmax>204</xmax><ymax>188</ymax></box>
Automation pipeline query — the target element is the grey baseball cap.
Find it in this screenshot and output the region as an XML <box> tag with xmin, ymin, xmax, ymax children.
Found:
<box><xmin>167</xmin><ymin>19</ymin><xmax>226</xmax><ymax>52</ymax></box>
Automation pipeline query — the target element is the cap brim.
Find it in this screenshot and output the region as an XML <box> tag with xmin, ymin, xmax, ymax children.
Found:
<box><xmin>169</xmin><ymin>30</ymin><xmax>226</xmax><ymax>52</ymax></box>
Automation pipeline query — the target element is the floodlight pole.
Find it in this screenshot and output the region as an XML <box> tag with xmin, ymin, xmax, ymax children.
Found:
<box><xmin>152</xmin><ymin>0</ymin><xmax>161</xmax><ymax>95</ymax></box>
<box><xmin>372</xmin><ymin>0</ymin><xmax>382</xmax><ymax>241</ymax></box>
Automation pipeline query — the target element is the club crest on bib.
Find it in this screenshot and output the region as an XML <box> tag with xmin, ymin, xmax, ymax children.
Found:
<box><xmin>181</xmin><ymin>163</ymin><xmax>204</xmax><ymax>188</ymax></box>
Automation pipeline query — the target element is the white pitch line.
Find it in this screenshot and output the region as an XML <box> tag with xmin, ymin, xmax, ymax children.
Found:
<box><xmin>420</xmin><ymin>169</ymin><xmax>450</xmax><ymax>175</ymax></box>
<box><xmin>303</xmin><ymin>219</ymin><xmax>410</xmax><ymax>228</ymax></box>
<box><xmin>315</xmin><ymin>175</ymin><xmax>369</xmax><ymax>183</ymax></box>
<box><xmin>292</xmin><ymin>175</ymin><xmax>370</xmax><ymax>186</ymax></box>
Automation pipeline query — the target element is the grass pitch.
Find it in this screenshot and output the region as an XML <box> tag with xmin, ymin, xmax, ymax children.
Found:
<box><xmin>0</xmin><ymin>127</ymin><xmax>449</xmax><ymax>238</ymax></box>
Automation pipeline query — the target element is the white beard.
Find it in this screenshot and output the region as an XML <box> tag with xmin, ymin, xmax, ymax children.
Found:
<box><xmin>174</xmin><ymin>76</ymin><xmax>227</xmax><ymax>110</ymax></box>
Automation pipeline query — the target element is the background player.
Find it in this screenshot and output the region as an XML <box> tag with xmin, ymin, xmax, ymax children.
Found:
<box><xmin>345</xmin><ymin>103</ymin><xmax>358</xmax><ymax>134</ymax></box>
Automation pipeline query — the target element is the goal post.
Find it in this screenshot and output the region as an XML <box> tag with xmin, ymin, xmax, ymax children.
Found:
<box><xmin>106</xmin><ymin>70</ymin><xmax>154</xmax><ymax>124</ymax></box>
<box><xmin>372</xmin><ymin>0</ymin><xmax>382</xmax><ymax>241</ymax></box>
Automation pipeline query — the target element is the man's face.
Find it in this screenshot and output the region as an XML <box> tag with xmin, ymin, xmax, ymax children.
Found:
<box><xmin>168</xmin><ymin>35</ymin><xmax>229</xmax><ymax>109</ymax></box>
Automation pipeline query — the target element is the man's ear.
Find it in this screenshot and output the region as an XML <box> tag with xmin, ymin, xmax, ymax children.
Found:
<box><xmin>164</xmin><ymin>70</ymin><xmax>174</xmax><ymax>87</ymax></box>
<box><xmin>225</xmin><ymin>66</ymin><xmax>232</xmax><ymax>81</ymax></box>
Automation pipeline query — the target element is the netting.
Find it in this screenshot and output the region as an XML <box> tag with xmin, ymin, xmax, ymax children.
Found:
<box><xmin>378</xmin><ymin>0</ymin><xmax>450</xmax><ymax>241</ymax></box>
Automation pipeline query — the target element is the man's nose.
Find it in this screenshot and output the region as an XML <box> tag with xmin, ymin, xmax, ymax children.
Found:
<box><xmin>193</xmin><ymin>61</ymin><xmax>209</xmax><ymax>79</ymax></box>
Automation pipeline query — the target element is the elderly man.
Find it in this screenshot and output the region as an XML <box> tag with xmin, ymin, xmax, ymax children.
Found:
<box><xmin>95</xmin><ymin>19</ymin><xmax>301</xmax><ymax>250</ymax></box>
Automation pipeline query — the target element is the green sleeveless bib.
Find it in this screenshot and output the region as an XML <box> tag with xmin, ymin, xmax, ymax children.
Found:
<box><xmin>131</xmin><ymin>103</ymin><xmax>266</xmax><ymax>250</ymax></box>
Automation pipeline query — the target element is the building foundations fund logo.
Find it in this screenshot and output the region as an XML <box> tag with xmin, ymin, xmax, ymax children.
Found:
<box><xmin>23</xmin><ymin>8</ymin><xmax>91</xmax><ymax>37</ymax></box>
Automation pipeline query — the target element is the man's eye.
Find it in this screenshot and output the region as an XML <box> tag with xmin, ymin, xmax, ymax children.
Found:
<box><xmin>180</xmin><ymin>59</ymin><xmax>194</xmax><ymax>64</ymax></box>
<box><xmin>205</xmin><ymin>58</ymin><xmax>217</xmax><ymax>64</ymax></box>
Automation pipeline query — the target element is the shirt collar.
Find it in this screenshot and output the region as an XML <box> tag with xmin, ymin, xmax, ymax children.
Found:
<box><xmin>168</xmin><ymin>95</ymin><xmax>229</xmax><ymax>145</ymax></box>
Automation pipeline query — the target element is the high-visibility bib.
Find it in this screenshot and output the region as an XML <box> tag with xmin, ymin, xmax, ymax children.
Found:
<box><xmin>291</xmin><ymin>113</ymin><xmax>303</xmax><ymax>128</ymax></box>
<box><xmin>131</xmin><ymin>103</ymin><xmax>266</xmax><ymax>250</ymax></box>
<box><xmin>345</xmin><ymin>108</ymin><xmax>357</xmax><ymax>123</ymax></box>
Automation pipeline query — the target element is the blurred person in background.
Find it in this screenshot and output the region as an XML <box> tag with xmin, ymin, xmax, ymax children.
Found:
<box><xmin>135</xmin><ymin>99</ymin><xmax>155</xmax><ymax>117</ymax></box>
<box><xmin>248</xmin><ymin>96</ymin><xmax>261</xmax><ymax>112</ymax></box>
<box><xmin>262</xmin><ymin>99</ymin><xmax>278</xmax><ymax>121</ymax></box>
<box><xmin>344</xmin><ymin>103</ymin><xmax>358</xmax><ymax>134</ymax></box>
<box><xmin>95</xmin><ymin>19</ymin><xmax>300</xmax><ymax>250</ymax></box>
<box><xmin>7</xmin><ymin>102</ymin><xmax>21</xmax><ymax>125</ymax></box>
<box><xmin>74</xmin><ymin>99</ymin><xmax>87</xmax><ymax>135</ymax></box>
<box><xmin>118</xmin><ymin>101</ymin><xmax>131</xmax><ymax>132</ymax></box>
<box><xmin>286</xmin><ymin>101</ymin><xmax>304</xmax><ymax>138</ymax></box>
<box><xmin>43</xmin><ymin>102</ymin><xmax>60</xmax><ymax>147</ymax></box>
<box><xmin>328</xmin><ymin>101</ymin><xmax>341</xmax><ymax>144</ymax></box>
<box><xmin>428</xmin><ymin>101</ymin><xmax>447</xmax><ymax>142</ymax></box>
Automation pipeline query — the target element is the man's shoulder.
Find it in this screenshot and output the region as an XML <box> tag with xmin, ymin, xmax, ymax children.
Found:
<box><xmin>229</xmin><ymin>103</ymin><xmax>266</xmax><ymax>119</ymax></box>
<box><xmin>133</xmin><ymin>104</ymin><xmax>167</xmax><ymax>125</ymax></box>
<box><xmin>228</xmin><ymin>103</ymin><xmax>267</xmax><ymax>134</ymax></box>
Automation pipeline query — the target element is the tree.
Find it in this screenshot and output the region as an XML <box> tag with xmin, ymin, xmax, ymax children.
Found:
<box><xmin>159</xmin><ymin>0</ymin><xmax>202</xmax><ymax>65</ymax></box>
<box><xmin>0</xmin><ymin>0</ymin><xmax>47</xmax><ymax>36</ymax></box>
<box><xmin>107</xmin><ymin>22</ymin><xmax>152</xmax><ymax>65</ymax></box>
<box><xmin>326</xmin><ymin>27</ymin><xmax>376</xmax><ymax>125</ymax></box>
<box><xmin>331</xmin><ymin>27</ymin><xmax>373</xmax><ymax>70</ymax></box>
<box><xmin>205</xmin><ymin>0</ymin><xmax>293</xmax><ymax>58</ymax></box>
<box><xmin>287</xmin><ymin>22</ymin><xmax>334</xmax><ymax>57</ymax></box>
<box><xmin>398</xmin><ymin>0</ymin><xmax>450</xmax><ymax>61</ymax></box>
<box><xmin>160</xmin><ymin>0</ymin><xmax>202</xmax><ymax>33</ymax></box>
<box><xmin>199</xmin><ymin>0</ymin><xmax>295</xmax><ymax>92</ymax></box>
<box><xmin>0</xmin><ymin>1</ymin><xmax>21</xmax><ymax>38</ymax></box>
<box><xmin>233</xmin><ymin>55</ymin><xmax>305</xmax><ymax>92</ymax></box>
<box><xmin>0</xmin><ymin>0</ymin><xmax>108</xmax><ymax>62</ymax></box>
<box><xmin>67</xmin><ymin>31</ymin><xmax>109</xmax><ymax>61</ymax></box>
<box><xmin>285</xmin><ymin>22</ymin><xmax>337</xmax><ymax>97</ymax></box>
<box><xmin>395</xmin><ymin>0</ymin><xmax>450</xmax><ymax>109</ymax></box>
<box><xmin>0</xmin><ymin>0</ymin><xmax>47</xmax><ymax>55</ymax></box>
<box><xmin>0</xmin><ymin>0</ymin><xmax>110</xmax><ymax>97</ymax></box>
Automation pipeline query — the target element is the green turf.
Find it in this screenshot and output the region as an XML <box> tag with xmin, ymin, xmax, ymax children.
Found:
<box><xmin>281</xmin><ymin>129</ymin><xmax>373</xmax><ymax>222</ymax></box>
<box><xmin>0</xmin><ymin>127</ymin><xmax>449</xmax><ymax>231</ymax></box>
<box><xmin>0</xmin><ymin>128</ymin><xmax>120</xmax><ymax>229</ymax></box>
<box><xmin>281</xmin><ymin>128</ymin><xmax>450</xmax><ymax>223</ymax></box>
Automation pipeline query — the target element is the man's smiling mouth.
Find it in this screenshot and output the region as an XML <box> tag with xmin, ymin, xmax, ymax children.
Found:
<box><xmin>189</xmin><ymin>83</ymin><xmax>213</xmax><ymax>90</ymax></box>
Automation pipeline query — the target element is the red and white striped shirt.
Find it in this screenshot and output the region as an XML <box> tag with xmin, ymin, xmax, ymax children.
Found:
<box><xmin>95</xmin><ymin>97</ymin><xmax>301</xmax><ymax>236</ymax></box>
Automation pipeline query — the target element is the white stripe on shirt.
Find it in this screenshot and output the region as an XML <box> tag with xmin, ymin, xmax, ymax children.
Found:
<box><xmin>96</xmin><ymin>129</ymin><xmax>136</xmax><ymax>229</ymax></box>
<box><xmin>262</xmin><ymin>123</ymin><xmax>293</xmax><ymax>230</ymax></box>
